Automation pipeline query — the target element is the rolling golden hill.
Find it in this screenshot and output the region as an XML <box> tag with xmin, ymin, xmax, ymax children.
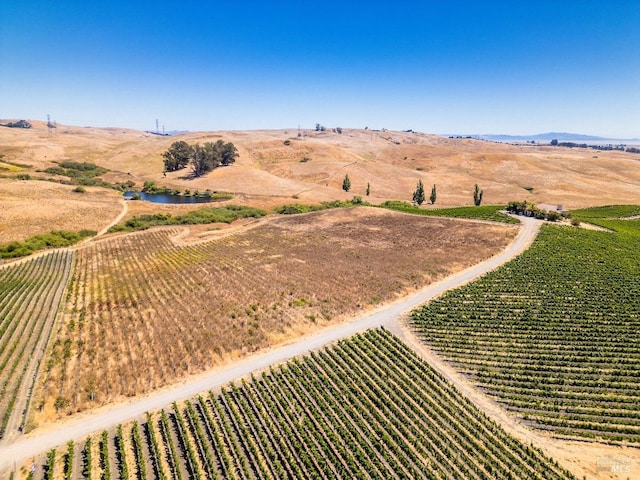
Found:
<box><xmin>1</xmin><ymin>120</ymin><xmax>639</xmax><ymax>241</ymax></box>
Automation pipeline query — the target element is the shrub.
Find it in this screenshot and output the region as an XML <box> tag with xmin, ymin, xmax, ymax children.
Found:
<box><xmin>109</xmin><ymin>206</ymin><xmax>266</xmax><ymax>232</ymax></box>
<box><xmin>545</xmin><ymin>210</ymin><xmax>561</xmax><ymax>222</ymax></box>
<box><xmin>0</xmin><ymin>229</ymin><xmax>96</xmax><ymax>259</ymax></box>
<box><xmin>274</xmin><ymin>203</ymin><xmax>322</xmax><ymax>215</ymax></box>
<box><xmin>44</xmin><ymin>162</ymin><xmax>108</xmax><ymax>179</ymax></box>
<box><xmin>381</xmin><ymin>201</ymin><xmax>519</xmax><ymax>224</ymax></box>
<box><xmin>113</xmin><ymin>180</ymin><xmax>136</xmax><ymax>191</ymax></box>
<box><xmin>54</xmin><ymin>396</ymin><xmax>69</xmax><ymax>410</ymax></box>
<box><xmin>142</xmin><ymin>180</ymin><xmax>159</xmax><ymax>193</ymax></box>
<box><xmin>284</xmin><ymin>139</ymin><xmax>291</xmax><ymax>146</ymax></box>
<box><xmin>73</xmin><ymin>186</ymin><xmax>86</xmax><ymax>193</ymax></box>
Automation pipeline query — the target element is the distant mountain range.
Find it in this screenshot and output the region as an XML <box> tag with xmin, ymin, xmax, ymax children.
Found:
<box><xmin>463</xmin><ymin>132</ymin><xmax>640</xmax><ymax>144</ymax></box>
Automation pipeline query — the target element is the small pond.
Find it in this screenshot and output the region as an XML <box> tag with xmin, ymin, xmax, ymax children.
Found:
<box><xmin>123</xmin><ymin>191</ymin><xmax>222</xmax><ymax>204</ymax></box>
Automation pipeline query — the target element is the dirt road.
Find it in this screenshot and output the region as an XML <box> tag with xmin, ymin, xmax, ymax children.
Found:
<box><xmin>95</xmin><ymin>198</ymin><xmax>128</xmax><ymax>237</ymax></box>
<box><xmin>0</xmin><ymin>216</ymin><xmax>540</xmax><ymax>472</ymax></box>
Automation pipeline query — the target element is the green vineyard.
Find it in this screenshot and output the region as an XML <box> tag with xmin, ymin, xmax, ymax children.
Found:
<box><xmin>35</xmin><ymin>329</ymin><xmax>575</xmax><ymax>479</ymax></box>
<box><xmin>571</xmin><ymin>204</ymin><xmax>640</xmax><ymax>220</ymax></box>
<box><xmin>0</xmin><ymin>251</ymin><xmax>74</xmax><ymax>439</ymax></box>
<box><xmin>412</xmin><ymin>218</ymin><xmax>640</xmax><ymax>442</ymax></box>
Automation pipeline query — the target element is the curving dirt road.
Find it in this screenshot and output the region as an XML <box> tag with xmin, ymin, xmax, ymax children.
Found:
<box><xmin>95</xmin><ymin>198</ymin><xmax>128</xmax><ymax>237</ymax></box>
<box><xmin>0</xmin><ymin>215</ymin><xmax>541</xmax><ymax>472</ymax></box>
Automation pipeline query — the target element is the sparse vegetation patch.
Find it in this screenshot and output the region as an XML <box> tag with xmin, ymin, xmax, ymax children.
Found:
<box><xmin>273</xmin><ymin>198</ymin><xmax>369</xmax><ymax>215</ymax></box>
<box><xmin>35</xmin><ymin>208</ymin><xmax>515</xmax><ymax>419</ymax></box>
<box><xmin>43</xmin><ymin>161</ymin><xmax>109</xmax><ymax>180</ymax></box>
<box><xmin>108</xmin><ymin>205</ymin><xmax>266</xmax><ymax>232</ymax></box>
<box><xmin>379</xmin><ymin>201</ymin><xmax>519</xmax><ymax>224</ymax></box>
<box><xmin>0</xmin><ymin>230</ymin><xmax>95</xmax><ymax>259</ymax></box>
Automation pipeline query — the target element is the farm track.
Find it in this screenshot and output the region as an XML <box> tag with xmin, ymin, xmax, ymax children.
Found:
<box><xmin>0</xmin><ymin>215</ymin><xmax>540</xmax><ymax>472</ymax></box>
<box><xmin>93</xmin><ymin>198</ymin><xmax>128</xmax><ymax>238</ymax></box>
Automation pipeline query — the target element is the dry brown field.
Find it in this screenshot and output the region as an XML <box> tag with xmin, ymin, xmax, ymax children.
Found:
<box><xmin>31</xmin><ymin>207</ymin><xmax>516</xmax><ymax>425</ymax></box>
<box><xmin>0</xmin><ymin>180</ymin><xmax>123</xmax><ymax>243</ymax></box>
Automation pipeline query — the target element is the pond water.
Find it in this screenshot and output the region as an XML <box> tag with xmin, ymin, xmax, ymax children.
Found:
<box><xmin>123</xmin><ymin>191</ymin><xmax>219</xmax><ymax>204</ymax></box>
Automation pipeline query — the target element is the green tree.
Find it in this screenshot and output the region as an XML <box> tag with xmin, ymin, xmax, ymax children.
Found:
<box><xmin>219</xmin><ymin>140</ymin><xmax>238</xmax><ymax>166</ymax></box>
<box><xmin>191</xmin><ymin>144</ymin><xmax>213</xmax><ymax>177</ymax></box>
<box><xmin>430</xmin><ymin>184</ymin><xmax>437</xmax><ymax>205</ymax></box>
<box><xmin>162</xmin><ymin>141</ymin><xmax>192</xmax><ymax>172</ymax></box>
<box><xmin>342</xmin><ymin>174</ymin><xmax>351</xmax><ymax>192</ymax></box>
<box><xmin>413</xmin><ymin>179</ymin><xmax>425</xmax><ymax>205</ymax></box>
<box><xmin>191</xmin><ymin>141</ymin><xmax>236</xmax><ymax>177</ymax></box>
<box><xmin>473</xmin><ymin>183</ymin><xmax>483</xmax><ymax>206</ymax></box>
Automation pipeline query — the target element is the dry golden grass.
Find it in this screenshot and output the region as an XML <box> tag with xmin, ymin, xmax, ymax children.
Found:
<box><xmin>2</xmin><ymin>121</ymin><xmax>640</xmax><ymax>231</ymax></box>
<box><xmin>32</xmin><ymin>207</ymin><xmax>516</xmax><ymax>423</ymax></box>
<box><xmin>0</xmin><ymin>179</ymin><xmax>122</xmax><ymax>243</ymax></box>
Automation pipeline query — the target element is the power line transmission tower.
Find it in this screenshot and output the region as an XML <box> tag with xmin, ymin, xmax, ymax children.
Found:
<box><xmin>47</xmin><ymin>114</ymin><xmax>56</xmax><ymax>136</ymax></box>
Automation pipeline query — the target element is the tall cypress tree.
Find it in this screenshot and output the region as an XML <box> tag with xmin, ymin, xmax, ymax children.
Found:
<box><xmin>342</xmin><ymin>174</ymin><xmax>351</xmax><ymax>192</ymax></box>
<box><xmin>473</xmin><ymin>184</ymin><xmax>483</xmax><ymax>206</ymax></box>
<box><xmin>413</xmin><ymin>179</ymin><xmax>425</xmax><ymax>206</ymax></box>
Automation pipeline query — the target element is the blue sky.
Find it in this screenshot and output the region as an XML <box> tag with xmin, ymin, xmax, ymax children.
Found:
<box><xmin>1</xmin><ymin>1</ymin><xmax>638</xmax><ymax>137</ymax></box>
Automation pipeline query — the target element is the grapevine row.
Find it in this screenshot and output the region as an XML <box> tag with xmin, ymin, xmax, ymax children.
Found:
<box><xmin>412</xmin><ymin>221</ymin><xmax>640</xmax><ymax>442</ymax></box>
<box><xmin>27</xmin><ymin>329</ymin><xmax>574</xmax><ymax>479</ymax></box>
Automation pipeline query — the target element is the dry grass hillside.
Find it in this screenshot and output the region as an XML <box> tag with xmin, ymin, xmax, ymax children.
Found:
<box><xmin>1</xmin><ymin>120</ymin><xmax>640</xmax><ymax>240</ymax></box>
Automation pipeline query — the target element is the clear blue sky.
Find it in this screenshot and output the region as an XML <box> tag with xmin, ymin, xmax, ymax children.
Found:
<box><xmin>1</xmin><ymin>1</ymin><xmax>638</xmax><ymax>137</ymax></box>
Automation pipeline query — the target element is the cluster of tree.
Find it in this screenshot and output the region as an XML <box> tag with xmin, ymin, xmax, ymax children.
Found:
<box><xmin>341</xmin><ymin>174</ymin><xmax>485</xmax><ymax>207</ymax></box>
<box><xmin>412</xmin><ymin>180</ymin><xmax>438</xmax><ymax>206</ymax></box>
<box><xmin>162</xmin><ymin>140</ymin><xmax>238</xmax><ymax>177</ymax></box>
<box><xmin>506</xmin><ymin>200</ymin><xmax>562</xmax><ymax>221</ymax></box>
<box><xmin>341</xmin><ymin>174</ymin><xmax>370</xmax><ymax>197</ymax></box>
<box><xmin>314</xmin><ymin>123</ymin><xmax>343</xmax><ymax>134</ymax></box>
<box><xmin>550</xmin><ymin>139</ymin><xmax>639</xmax><ymax>154</ymax></box>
